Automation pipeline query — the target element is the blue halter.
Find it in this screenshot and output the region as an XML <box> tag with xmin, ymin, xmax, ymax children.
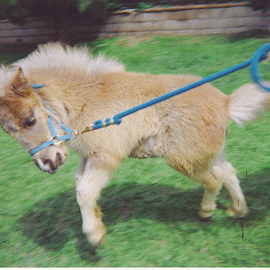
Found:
<box><xmin>29</xmin><ymin>84</ymin><xmax>73</xmax><ymax>156</ymax></box>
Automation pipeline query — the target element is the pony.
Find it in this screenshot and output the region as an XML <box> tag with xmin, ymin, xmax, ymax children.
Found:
<box><xmin>0</xmin><ymin>42</ymin><xmax>269</xmax><ymax>247</ymax></box>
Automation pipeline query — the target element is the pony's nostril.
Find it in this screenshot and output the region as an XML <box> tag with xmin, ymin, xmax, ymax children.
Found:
<box><xmin>55</xmin><ymin>152</ymin><xmax>64</xmax><ymax>167</ymax></box>
<box><xmin>44</xmin><ymin>159</ymin><xmax>56</xmax><ymax>172</ymax></box>
<box><xmin>32</xmin><ymin>150</ymin><xmax>66</xmax><ymax>174</ymax></box>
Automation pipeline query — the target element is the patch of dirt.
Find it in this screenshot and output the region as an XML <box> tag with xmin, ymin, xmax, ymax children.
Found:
<box><xmin>115</xmin><ymin>36</ymin><xmax>153</xmax><ymax>47</ymax></box>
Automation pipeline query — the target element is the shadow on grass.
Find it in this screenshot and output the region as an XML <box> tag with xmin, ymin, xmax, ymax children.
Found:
<box><xmin>226</xmin><ymin>29</ymin><xmax>270</xmax><ymax>43</ymax></box>
<box><xmin>18</xmin><ymin>168</ymin><xmax>270</xmax><ymax>261</ymax></box>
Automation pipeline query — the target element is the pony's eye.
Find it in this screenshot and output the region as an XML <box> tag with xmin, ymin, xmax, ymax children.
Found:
<box><xmin>25</xmin><ymin>116</ymin><xmax>36</xmax><ymax>127</ymax></box>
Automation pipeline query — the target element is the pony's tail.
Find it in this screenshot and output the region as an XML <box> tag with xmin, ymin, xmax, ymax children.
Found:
<box><xmin>229</xmin><ymin>83</ymin><xmax>270</xmax><ymax>127</ymax></box>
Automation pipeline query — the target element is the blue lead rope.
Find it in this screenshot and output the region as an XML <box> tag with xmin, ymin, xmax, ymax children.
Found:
<box><xmin>87</xmin><ymin>43</ymin><xmax>270</xmax><ymax>131</ymax></box>
<box><xmin>250</xmin><ymin>43</ymin><xmax>270</xmax><ymax>91</ymax></box>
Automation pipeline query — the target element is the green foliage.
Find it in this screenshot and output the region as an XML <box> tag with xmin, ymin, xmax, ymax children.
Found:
<box><xmin>79</xmin><ymin>0</ymin><xmax>118</xmax><ymax>13</ymax></box>
<box><xmin>136</xmin><ymin>2</ymin><xmax>154</xmax><ymax>11</ymax></box>
<box><xmin>78</xmin><ymin>0</ymin><xmax>120</xmax><ymax>24</ymax></box>
<box><xmin>0</xmin><ymin>33</ymin><xmax>270</xmax><ymax>266</ymax></box>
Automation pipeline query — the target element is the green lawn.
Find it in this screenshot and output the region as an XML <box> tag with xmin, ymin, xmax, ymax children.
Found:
<box><xmin>0</xmin><ymin>33</ymin><xmax>270</xmax><ymax>267</ymax></box>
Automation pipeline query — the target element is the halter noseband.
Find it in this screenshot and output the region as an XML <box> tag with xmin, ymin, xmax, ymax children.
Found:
<box><xmin>29</xmin><ymin>84</ymin><xmax>73</xmax><ymax>156</ymax></box>
<box><xmin>29</xmin><ymin>115</ymin><xmax>73</xmax><ymax>156</ymax></box>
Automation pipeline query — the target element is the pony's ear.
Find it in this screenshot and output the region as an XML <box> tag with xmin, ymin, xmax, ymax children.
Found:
<box><xmin>11</xmin><ymin>67</ymin><xmax>31</xmax><ymax>96</ymax></box>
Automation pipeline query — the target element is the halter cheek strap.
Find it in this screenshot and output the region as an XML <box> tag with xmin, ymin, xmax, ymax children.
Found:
<box><xmin>29</xmin><ymin>115</ymin><xmax>72</xmax><ymax>156</ymax></box>
<box><xmin>28</xmin><ymin>83</ymin><xmax>73</xmax><ymax>156</ymax></box>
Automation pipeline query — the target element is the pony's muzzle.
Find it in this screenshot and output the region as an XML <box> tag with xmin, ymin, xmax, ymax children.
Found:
<box><xmin>32</xmin><ymin>145</ymin><xmax>68</xmax><ymax>174</ymax></box>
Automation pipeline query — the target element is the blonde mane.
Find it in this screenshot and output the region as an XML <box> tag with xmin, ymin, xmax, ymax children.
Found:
<box><xmin>0</xmin><ymin>66</ymin><xmax>18</xmax><ymax>96</ymax></box>
<box><xmin>14</xmin><ymin>42</ymin><xmax>125</xmax><ymax>78</ymax></box>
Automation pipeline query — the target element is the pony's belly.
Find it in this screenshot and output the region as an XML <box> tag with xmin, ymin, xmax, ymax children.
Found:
<box><xmin>128</xmin><ymin>135</ymin><xmax>160</xmax><ymax>159</ymax></box>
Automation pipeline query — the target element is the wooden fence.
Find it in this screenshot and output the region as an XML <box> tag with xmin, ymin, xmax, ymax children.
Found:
<box><xmin>0</xmin><ymin>2</ymin><xmax>269</xmax><ymax>44</ymax></box>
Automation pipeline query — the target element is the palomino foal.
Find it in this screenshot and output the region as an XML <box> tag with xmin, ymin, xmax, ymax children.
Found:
<box><xmin>0</xmin><ymin>43</ymin><xmax>269</xmax><ymax>247</ymax></box>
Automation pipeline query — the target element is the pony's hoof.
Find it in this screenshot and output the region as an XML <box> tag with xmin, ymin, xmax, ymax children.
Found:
<box><xmin>226</xmin><ymin>206</ymin><xmax>247</xmax><ymax>218</ymax></box>
<box><xmin>199</xmin><ymin>216</ymin><xmax>212</xmax><ymax>222</ymax></box>
<box><xmin>198</xmin><ymin>209</ymin><xmax>212</xmax><ymax>219</ymax></box>
<box><xmin>85</xmin><ymin>226</ymin><xmax>106</xmax><ymax>249</ymax></box>
<box><xmin>86</xmin><ymin>234</ymin><xmax>105</xmax><ymax>249</ymax></box>
<box><xmin>89</xmin><ymin>235</ymin><xmax>105</xmax><ymax>249</ymax></box>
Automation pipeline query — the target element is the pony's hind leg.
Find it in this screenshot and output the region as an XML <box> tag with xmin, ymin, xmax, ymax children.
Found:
<box><xmin>195</xmin><ymin>171</ymin><xmax>223</xmax><ymax>219</ymax></box>
<box><xmin>165</xmin><ymin>156</ymin><xmax>224</xmax><ymax>219</ymax></box>
<box><xmin>75</xmin><ymin>154</ymin><xmax>120</xmax><ymax>247</ymax></box>
<box><xmin>166</xmin><ymin>150</ymin><xmax>247</xmax><ymax>219</ymax></box>
<box><xmin>198</xmin><ymin>151</ymin><xmax>247</xmax><ymax>218</ymax></box>
<box><xmin>213</xmin><ymin>151</ymin><xmax>247</xmax><ymax>217</ymax></box>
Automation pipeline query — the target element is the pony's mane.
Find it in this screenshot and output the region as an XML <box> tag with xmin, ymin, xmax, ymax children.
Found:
<box><xmin>0</xmin><ymin>66</ymin><xmax>17</xmax><ymax>96</ymax></box>
<box><xmin>14</xmin><ymin>42</ymin><xmax>125</xmax><ymax>76</ymax></box>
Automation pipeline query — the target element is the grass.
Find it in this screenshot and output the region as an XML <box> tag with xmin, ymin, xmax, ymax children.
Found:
<box><xmin>0</xmin><ymin>33</ymin><xmax>270</xmax><ymax>267</ymax></box>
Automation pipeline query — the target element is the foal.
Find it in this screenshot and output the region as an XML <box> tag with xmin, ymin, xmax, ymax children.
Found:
<box><xmin>0</xmin><ymin>43</ymin><xmax>269</xmax><ymax>247</ymax></box>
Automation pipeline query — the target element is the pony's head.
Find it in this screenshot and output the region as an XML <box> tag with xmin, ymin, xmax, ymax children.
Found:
<box><xmin>0</xmin><ymin>67</ymin><xmax>68</xmax><ymax>174</ymax></box>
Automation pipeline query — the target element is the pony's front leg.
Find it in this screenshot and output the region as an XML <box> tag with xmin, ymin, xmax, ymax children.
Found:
<box><xmin>75</xmin><ymin>154</ymin><xmax>120</xmax><ymax>247</ymax></box>
<box><xmin>75</xmin><ymin>158</ymin><xmax>87</xmax><ymax>182</ymax></box>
